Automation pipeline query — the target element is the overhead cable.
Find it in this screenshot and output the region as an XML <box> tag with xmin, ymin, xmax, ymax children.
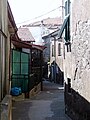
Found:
<box><xmin>17</xmin><ymin>6</ymin><xmax>63</xmax><ymax>25</ymax></box>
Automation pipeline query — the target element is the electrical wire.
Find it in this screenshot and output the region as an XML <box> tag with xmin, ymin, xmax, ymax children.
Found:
<box><xmin>17</xmin><ymin>6</ymin><xmax>63</xmax><ymax>25</ymax></box>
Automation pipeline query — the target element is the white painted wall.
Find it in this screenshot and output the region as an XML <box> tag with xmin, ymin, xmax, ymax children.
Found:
<box><xmin>29</xmin><ymin>27</ymin><xmax>44</xmax><ymax>45</ymax></box>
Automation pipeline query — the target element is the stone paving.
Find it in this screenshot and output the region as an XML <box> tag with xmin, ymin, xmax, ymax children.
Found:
<box><xmin>12</xmin><ymin>80</ymin><xmax>71</xmax><ymax>120</ymax></box>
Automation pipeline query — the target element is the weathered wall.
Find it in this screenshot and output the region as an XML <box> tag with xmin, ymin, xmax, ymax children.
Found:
<box><xmin>64</xmin><ymin>52</ymin><xmax>72</xmax><ymax>83</ymax></box>
<box><xmin>50</xmin><ymin>40</ymin><xmax>64</xmax><ymax>71</ymax></box>
<box><xmin>65</xmin><ymin>0</ymin><xmax>90</xmax><ymax>120</ymax></box>
<box><xmin>49</xmin><ymin>39</ymin><xmax>64</xmax><ymax>84</ymax></box>
<box><xmin>56</xmin><ymin>41</ymin><xmax>64</xmax><ymax>71</ymax></box>
<box><xmin>71</xmin><ymin>0</ymin><xmax>90</xmax><ymax>103</ymax></box>
<box><xmin>71</xmin><ymin>0</ymin><xmax>90</xmax><ymax>34</ymax></box>
<box><xmin>72</xmin><ymin>20</ymin><xmax>90</xmax><ymax>101</ymax></box>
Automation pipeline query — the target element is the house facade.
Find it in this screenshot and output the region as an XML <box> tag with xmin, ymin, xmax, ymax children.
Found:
<box><xmin>50</xmin><ymin>37</ymin><xmax>64</xmax><ymax>84</ymax></box>
<box><xmin>22</xmin><ymin>18</ymin><xmax>63</xmax><ymax>81</ymax></box>
<box><xmin>42</xmin><ymin>27</ymin><xmax>64</xmax><ymax>84</ymax></box>
<box><xmin>23</xmin><ymin>17</ymin><xmax>62</xmax><ymax>61</ymax></box>
<box><xmin>0</xmin><ymin>0</ymin><xmax>16</xmax><ymax>101</ymax></box>
<box><xmin>12</xmin><ymin>27</ymin><xmax>45</xmax><ymax>98</ymax></box>
<box><xmin>0</xmin><ymin>1</ymin><xmax>18</xmax><ymax>120</ymax></box>
<box><xmin>62</xmin><ymin>0</ymin><xmax>90</xmax><ymax>119</ymax></box>
<box><xmin>0</xmin><ymin>0</ymin><xmax>8</xmax><ymax>101</ymax></box>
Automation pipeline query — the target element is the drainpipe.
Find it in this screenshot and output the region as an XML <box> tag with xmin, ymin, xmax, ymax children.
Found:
<box><xmin>54</xmin><ymin>36</ymin><xmax>56</xmax><ymax>83</ymax></box>
<box><xmin>40</xmin><ymin>51</ymin><xmax>43</xmax><ymax>91</ymax></box>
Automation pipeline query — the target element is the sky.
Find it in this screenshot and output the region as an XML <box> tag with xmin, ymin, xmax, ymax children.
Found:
<box><xmin>8</xmin><ymin>0</ymin><xmax>62</xmax><ymax>26</ymax></box>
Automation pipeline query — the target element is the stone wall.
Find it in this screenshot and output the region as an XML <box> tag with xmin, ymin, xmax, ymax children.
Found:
<box><xmin>64</xmin><ymin>0</ymin><xmax>90</xmax><ymax>120</ymax></box>
<box><xmin>71</xmin><ymin>0</ymin><xmax>90</xmax><ymax>34</ymax></box>
<box><xmin>72</xmin><ymin>20</ymin><xmax>90</xmax><ymax>101</ymax></box>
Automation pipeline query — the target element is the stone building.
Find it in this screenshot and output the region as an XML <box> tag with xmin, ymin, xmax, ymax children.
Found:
<box><xmin>62</xmin><ymin>0</ymin><xmax>90</xmax><ymax>120</ymax></box>
<box><xmin>23</xmin><ymin>17</ymin><xmax>62</xmax><ymax>62</ymax></box>
<box><xmin>23</xmin><ymin>17</ymin><xmax>63</xmax><ymax>82</ymax></box>
<box><xmin>42</xmin><ymin>22</ymin><xmax>65</xmax><ymax>84</ymax></box>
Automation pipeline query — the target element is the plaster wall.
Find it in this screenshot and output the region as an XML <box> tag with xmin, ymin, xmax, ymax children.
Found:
<box><xmin>71</xmin><ymin>0</ymin><xmax>90</xmax><ymax>102</ymax></box>
<box><xmin>64</xmin><ymin>0</ymin><xmax>90</xmax><ymax>119</ymax></box>
<box><xmin>0</xmin><ymin>0</ymin><xmax>8</xmax><ymax>101</ymax></box>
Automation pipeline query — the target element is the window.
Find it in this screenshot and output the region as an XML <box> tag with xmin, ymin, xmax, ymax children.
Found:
<box><xmin>67</xmin><ymin>43</ymin><xmax>71</xmax><ymax>52</ymax></box>
<box><xmin>12</xmin><ymin>50</ymin><xmax>29</xmax><ymax>75</ymax></box>
<box><xmin>32</xmin><ymin>50</ymin><xmax>41</xmax><ymax>67</ymax></box>
<box><xmin>65</xmin><ymin>1</ymin><xmax>68</xmax><ymax>16</ymax></box>
<box><xmin>58</xmin><ymin>43</ymin><xmax>61</xmax><ymax>56</ymax></box>
<box><xmin>52</xmin><ymin>45</ymin><xmax>54</xmax><ymax>57</ymax></box>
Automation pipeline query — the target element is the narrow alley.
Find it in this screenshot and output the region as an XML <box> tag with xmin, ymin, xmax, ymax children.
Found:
<box><xmin>12</xmin><ymin>80</ymin><xmax>71</xmax><ymax>120</ymax></box>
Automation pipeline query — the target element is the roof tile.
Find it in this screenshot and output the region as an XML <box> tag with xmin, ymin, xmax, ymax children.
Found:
<box><xmin>18</xmin><ymin>27</ymin><xmax>35</xmax><ymax>42</ymax></box>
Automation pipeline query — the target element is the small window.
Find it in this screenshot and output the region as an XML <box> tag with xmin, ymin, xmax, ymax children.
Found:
<box><xmin>65</xmin><ymin>1</ymin><xmax>68</xmax><ymax>16</ymax></box>
<box><xmin>67</xmin><ymin>44</ymin><xmax>71</xmax><ymax>52</ymax></box>
<box><xmin>58</xmin><ymin>43</ymin><xmax>61</xmax><ymax>56</ymax></box>
<box><xmin>52</xmin><ymin>45</ymin><xmax>54</xmax><ymax>57</ymax></box>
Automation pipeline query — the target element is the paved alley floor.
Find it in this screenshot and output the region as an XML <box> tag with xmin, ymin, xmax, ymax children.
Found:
<box><xmin>12</xmin><ymin>80</ymin><xmax>71</xmax><ymax>120</ymax></box>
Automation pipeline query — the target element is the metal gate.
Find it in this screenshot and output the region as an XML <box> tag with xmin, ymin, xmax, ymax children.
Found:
<box><xmin>11</xmin><ymin>49</ymin><xmax>29</xmax><ymax>93</ymax></box>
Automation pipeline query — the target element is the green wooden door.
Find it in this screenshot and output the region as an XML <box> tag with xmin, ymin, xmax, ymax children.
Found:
<box><xmin>11</xmin><ymin>49</ymin><xmax>29</xmax><ymax>93</ymax></box>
